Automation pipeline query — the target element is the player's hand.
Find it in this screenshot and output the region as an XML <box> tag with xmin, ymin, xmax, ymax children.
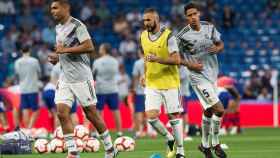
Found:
<box><xmin>140</xmin><ymin>75</ymin><xmax>145</xmax><ymax>87</ymax></box>
<box><xmin>145</xmin><ymin>54</ymin><xmax>159</xmax><ymax>63</ymax></box>
<box><xmin>55</xmin><ymin>43</ymin><xmax>66</xmax><ymax>54</ymax></box>
<box><xmin>207</xmin><ymin>45</ymin><xmax>219</xmax><ymax>54</ymax></box>
<box><xmin>188</xmin><ymin>62</ymin><xmax>203</xmax><ymax>72</ymax></box>
<box><xmin>48</xmin><ymin>53</ymin><xmax>59</xmax><ymax>65</ymax></box>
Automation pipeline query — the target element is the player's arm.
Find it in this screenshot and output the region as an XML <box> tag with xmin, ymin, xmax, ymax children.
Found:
<box><xmin>145</xmin><ymin>35</ymin><xmax>180</xmax><ymax>65</ymax></box>
<box><xmin>180</xmin><ymin>57</ymin><xmax>203</xmax><ymax>72</ymax></box>
<box><xmin>56</xmin><ymin>39</ymin><xmax>94</xmax><ymax>54</ymax></box>
<box><xmin>208</xmin><ymin>40</ymin><xmax>224</xmax><ymax>54</ymax></box>
<box><xmin>56</xmin><ymin>24</ymin><xmax>94</xmax><ymax>54</ymax></box>
<box><xmin>208</xmin><ymin>25</ymin><xmax>224</xmax><ymax>54</ymax></box>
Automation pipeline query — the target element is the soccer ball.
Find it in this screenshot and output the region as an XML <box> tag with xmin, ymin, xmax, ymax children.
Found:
<box><xmin>34</xmin><ymin>139</ymin><xmax>50</xmax><ymax>154</ymax></box>
<box><xmin>74</xmin><ymin>125</ymin><xmax>89</xmax><ymax>141</ymax></box>
<box><xmin>49</xmin><ymin>138</ymin><xmax>65</xmax><ymax>153</ymax></box>
<box><xmin>84</xmin><ymin>137</ymin><xmax>100</xmax><ymax>152</ymax></box>
<box><xmin>75</xmin><ymin>138</ymin><xmax>85</xmax><ymax>152</ymax></box>
<box><xmin>114</xmin><ymin>136</ymin><xmax>135</xmax><ymax>152</ymax></box>
<box><xmin>53</xmin><ymin>126</ymin><xmax>64</xmax><ymax>140</ymax></box>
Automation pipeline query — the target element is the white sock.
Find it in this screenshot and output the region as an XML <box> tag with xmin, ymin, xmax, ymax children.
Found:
<box><xmin>211</xmin><ymin>115</ymin><xmax>222</xmax><ymax>146</ymax></box>
<box><xmin>64</xmin><ymin>133</ymin><xmax>78</xmax><ymax>153</ymax></box>
<box><xmin>148</xmin><ymin>118</ymin><xmax>174</xmax><ymax>141</ymax></box>
<box><xmin>99</xmin><ymin>130</ymin><xmax>113</xmax><ymax>151</ymax></box>
<box><xmin>201</xmin><ymin>114</ymin><xmax>211</xmax><ymax>148</ymax></box>
<box><xmin>170</xmin><ymin>118</ymin><xmax>184</xmax><ymax>155</ymax></box>
<box><xmin>184</xmin><ymin>124</ymin><xmax>189</xmax><ymax>134</ymax></box>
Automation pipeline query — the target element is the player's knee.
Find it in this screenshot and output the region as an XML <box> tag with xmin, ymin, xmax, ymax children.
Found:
<box><xmin>212</xmin><ymin>102</ymin><xmax>225</xmax><ymax>117</ymax></box>
<box><xmin>57</xmin><ymin>111</ymin><xmax>70</xmax><ymax>121</ymax></box>
<box><xmin>214</xmin><ymin>109</ymin><xmax>224</xmax><ymax>117</ymax></box>
<box><xmin>57</xmin><ymin>106</ymin><xmax>70</xmax><ymax>120</ymax></box>
<box><xmin>146</xmin><ymin>110</ymin><xmax>159</xmax><ymax>119</ymax></box>
<box><xmin>167</xmin><ymin>113</ymin><xmax>181</xmax><ymax>120</ymax></box>
<box><xmin>204</xmin><ymin>108</ymin><xmax>213</xmax><ymax>117</ymax></box>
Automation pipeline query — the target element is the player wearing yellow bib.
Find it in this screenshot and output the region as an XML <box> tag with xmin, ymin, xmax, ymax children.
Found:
<box><xmin>140</xmin><ymin>8</ymin><xmax>185</xmax><ymax>158</ymax></box>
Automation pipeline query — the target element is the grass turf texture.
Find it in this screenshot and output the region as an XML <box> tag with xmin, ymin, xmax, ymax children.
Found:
<box><xmin>1</xmin><ymin>128</ymin><xmax>280</xmax><ymax>158</ymax></box>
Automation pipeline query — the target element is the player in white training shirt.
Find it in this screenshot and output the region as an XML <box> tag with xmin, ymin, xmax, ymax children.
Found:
<box><xmin>14</xmin><ymin>46</ymin><xmax>41</xmax><ymax>129</ymax></box>
<box><xmin>49</xmin><ymin>1</ymin><xmax>118</xmax><ymax>158</ymax></box>
<box><xmin>177</xmin><ymin>3</ymin><xmax>227</xmax><ymax>158</ymax></box>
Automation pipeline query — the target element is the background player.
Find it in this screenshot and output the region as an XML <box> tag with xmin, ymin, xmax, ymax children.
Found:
<box><xmin>93</xmin><ymin>43</ymin><xmax>122</xmax><ymax>137</ymax></box>
<box><xmin>49</xmin><ymin>1</ymin><xmax>117</xmax><ymax>158</ymax></box>
<box><xmin>177</xmin><ymin>2</ymin><xmax>227</xmax><ymax>158</ymax></box>
<box><xmin>131</xmin><ymin>50</ymin><xmax>146</xmax><ymax>138</ymax></box>
<box><xmin>141</xmin><ymin>8</ymin><xmax>185</xmax><ymax>158</ymax></box>
<box><xmin>217</xmin><ymin>76</ymin><xmax>241</xmax><ymax>135</ymax></box>
<box><xmin>15</xmin><ymin>45</ymin><xmax>41</xmax><ymax>130</ymax></box>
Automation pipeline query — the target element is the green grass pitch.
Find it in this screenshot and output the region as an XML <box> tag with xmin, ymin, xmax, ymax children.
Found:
<box><xmin>1</xmin><ymin>128</ymin><xmax>280</xmax><ymax>158</ymax></box>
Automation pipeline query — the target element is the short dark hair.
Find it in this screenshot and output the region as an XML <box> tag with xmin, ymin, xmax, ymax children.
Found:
<box><xmin>184</xmin><ymin>2</ymin><xmax>200</xmax><ymax>14</ymax></box>
<box><xmin>21</xmin><ymin>45</ymin><xmax>30</xmax><ymax>54</ymax></box>
<box><xmin>52</xmin><ymin>0</ymin><xmax>70</xmax><ymax>5</ymax></box>
<box><xmin>102</xmin><ymin>43</ymin><xmax>112</xmax><ymax>54</ymax></box>
<box><xmin>144</xmin><ymin>8</ymin><xmax>158</xmax><ymax>14</ymax></box>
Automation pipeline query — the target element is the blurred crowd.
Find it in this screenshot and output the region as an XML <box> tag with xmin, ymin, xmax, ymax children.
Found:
<box><xmin>0</xmin><ymin>0</ymin><xmax>279</xmax><ymax>100</ymax></box>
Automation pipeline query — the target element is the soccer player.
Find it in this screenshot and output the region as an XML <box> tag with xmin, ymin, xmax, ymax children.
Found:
<box><xmin>217</xmin><ymin>76</ymin><xmax>241</xmax><ymax>135</ymax></box>
<box><xmin>42</xmin><ymin>63</ymin><xmax>79</xmax><ymax>131</ymax></box>
<box><xmin>131</xmin><ymin>50</ymin><xmax>146</xmax><ymax>138</ymax></box>
<box><xmin>49</xmin><ymin>1</ymin><xmax>118</xmax><ymax>158</ymax></box>
<box><xmin>14</xmin><ymin>45</ymin><xmax>41</xmax><ymax>129</ymax></box>
<box><xmin>141</xmin><ymin>8</ymin><xmax>186</xmax><ymax>158</ymax></box>
<box><xmin>177</xmin><ymin>3</ymin><xmax>227</xmax><ymax>158</ymax></box>
<box><xmin>92</xmin><ymin>43</ymin><xmax>122</xmax><ymax>137</ymax></box>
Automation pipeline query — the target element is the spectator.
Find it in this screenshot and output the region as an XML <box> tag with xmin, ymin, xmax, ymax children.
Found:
<box><xmin>80</xmin><ymin>0</ymin><xmax>94</xmax><ymax>21</ymax></box>
<box><xmin>41</xmin><ymin>21</ymin><xmax>55</xmax><ymax>45</ymax></box>
<box><xmin>171</xmin><ymin>0</ymin><xmax>185</xmax><ymax>17</ymax></box>
<box><xmin>257</xmin><ymin>87</ymin><xmax>272</xmax><ymax>101</ymax></box>
<box><xmin>1</xmin><ymin>31</ymin><xmax>16</xmax><ymax>54</ymax></box>
<box><xmin>113</xmin><ymin>14</ymin><xmax>129</xmax><ymax>35</ymax></box>
<box><xmin>0</xmin><ymin>0</ymin><xmax>15</xmax><ymax>15</ymax></box>
<box><xmin>119</xmin><ymin>34</ymin><xmax>137</xmax><ymax>56</ymax></box>
<box><xmin>126</xmin><ymin>9</ymin><xmax>141</xmax><ymax>30</ymax></box>
<box><xmin>222</xmin><ymin>6</ymin><xmax>235</xmax><ymax>29</ymax></box>
<box><xmin>96</xmin><ymin>1</ymin><xmax>111</xmax><ymax>21</ymax></box>
<box><xmin>261</xmin><ymin>69</ymin><xmax>273</xmax><ymax>92</ymax></box>
<box><xmin>18</xmin><ymin>9</ymin><xmax>36</xmax><ymax>32</ymax></box>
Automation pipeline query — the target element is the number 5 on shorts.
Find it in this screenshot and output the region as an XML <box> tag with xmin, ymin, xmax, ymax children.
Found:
<box><xmin>202</xmin><ymin>89</ymin><xmax>210</xmax><ymax>98</ymax></box>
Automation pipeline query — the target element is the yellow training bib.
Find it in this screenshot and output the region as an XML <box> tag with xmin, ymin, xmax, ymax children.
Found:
<box><xmin>140</xmin><ymin>28</ymin><xmax>180</xmax><ymax>89</ymax></box>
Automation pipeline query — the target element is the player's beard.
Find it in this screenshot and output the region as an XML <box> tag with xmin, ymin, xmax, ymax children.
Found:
<box><xmin>146</xmin><ymin>22</ymin><xmax>157</xmax><ymax>33</ymax></box>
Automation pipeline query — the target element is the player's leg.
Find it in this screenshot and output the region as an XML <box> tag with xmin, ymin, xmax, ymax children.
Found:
<box><xmin>145</xmin><ymin>88</ymin><xmax>175</xmax><ymax>156</ymax></box>
<box><xmin>182</xmin><ymin>96</ymin><xmax>192</xmax><ymax>141</ymax></box>
<box><xmin>74</xmin><ymin>81</ymin><xmax>117</xmax><ymax>158</ymax></box>
<box><xmin>27</xmin><ymin>93</ymin><xmax>40</xmax><ymax>129</ymax></box>
<box><xmin>134</xmin><ymin>94</ymin><xmax>145</xmax><ymax>138</ymax></box>
<box><xmin>164</xmin><ymin>89</ymin><xmax>185</xmax><ymax>157</ymax></box>
<box><xmin>211</xmin><ymin>101</ymin><xmax>227</xmax><ymax>158</ymax></box>
<box><xmin>192</xmin><ymin>84</ymin><xmax>214</xmax><ymax>158</ymax></box>
<box><xmin>55</xmin><ymin>81</ymin><xmax>79</xmax><ymax>157</ymax></box>
<box><xmin>20</xmin><ymin>94</ymin><xmax>30</xmax><ymax>128</ymax></box>
<box><xmin>57</xmin><ymin>103</ymin><xmax>78</xmax><ymax>157</ymax></box>
<box><xmin>108</xmin><ymin>93</ymin><xmax>122</xmax><ymax>136</ymax></box>
<box><xmin>70</xmin><ymin>100</ymin><xmax>79</xmax><ymax>126</ymax></box>
<box><xmin>0</xmin><ymin>101</ymin><xmax>9</xmax><ymax>132</ymax></box>
<box><xmin>43</xmin><ymin>89</ymin><xmax>59</xmax><ymax>131</ymax></box>
<box><xmin>0</xmin><ymin>112</ymin><xmax>8</xmax><ymax>132</ymax></box>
